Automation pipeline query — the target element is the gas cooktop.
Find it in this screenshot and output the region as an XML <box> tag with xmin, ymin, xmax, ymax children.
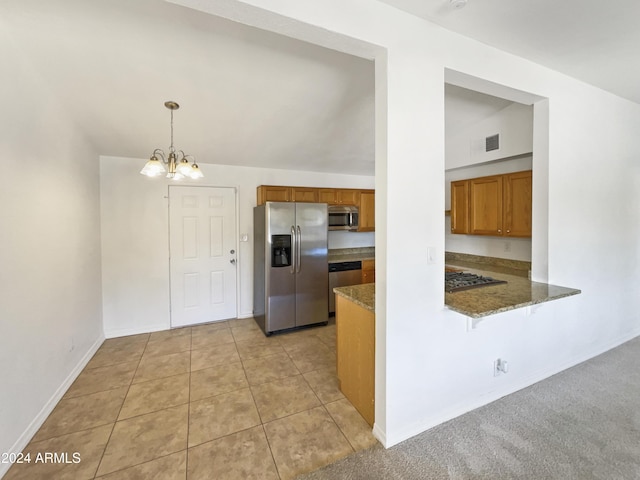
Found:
<box><xmin>445</xmin><ymin>271</ymin><xmax>507</xmax><ymax>293</ymax></box>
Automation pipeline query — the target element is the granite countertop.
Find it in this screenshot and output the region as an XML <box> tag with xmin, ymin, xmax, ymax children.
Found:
<box><xmin>333</xmin><ymin>283</ymin><xmax>375</xmax><ymax>312</ymax></box>
<box><xmin>444</xmin><ymin>263</ymin><xmax>581</xmax><ymax>319</ymax></box>
<box><xmin>328</xmin><ymin>247</ymin><xmax>375</xmax><ymax>264</ymax></box>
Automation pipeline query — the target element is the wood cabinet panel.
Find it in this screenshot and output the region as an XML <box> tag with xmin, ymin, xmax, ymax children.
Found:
<box><xmin>257</xmin><ymin>185</ymin><xmax>291</xmax><ymax>204</ymax></box>
<box><xmin>358</xmin><ymin>190</ymin><xmax>375</xmax><ymax>232</ymax></box>
<box><xmin>318</xmin><ymin>188</ymin><xmax>338</xmax><ymax>204</ymax></box>
<box><xmin>361</xmin><ymin>259</ymin><xmax>375</xmax><ymax>284</ymax></box>
<box><xmin>336</xmin><ymin>189</ymin><xmax>360</xmax><ymax>205</ymax></box>
<box><xmin>504</xmin><ymin>170</ymin><xmax>532</xmax><ymax>237</ymax></box>
<box><xmin>291</xmin><ymin>187</ymin><xmax>319</xmax><ymax>203</ymax></box>
<box><xmin>451</xmin><ymin>170</ymin><xmax>532</xmax><ymax>238</ymax></box>
<box><xmin>450</xmin><ymin>180</ymin><xmax>470</xmax><ymax>234</ymax></box>
<box><xmin>469</xmin><ymin>175</ymin><xmax>503</xmax><ymax>236</ymax></box>
<box><xmin>336</xmin><ymin>295</ymin><xmax>375</xmax><ymax>426</ymax></box>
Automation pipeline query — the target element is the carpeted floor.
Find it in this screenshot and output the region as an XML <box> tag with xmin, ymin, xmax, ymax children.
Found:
<box><xmin>298</xmin><ymin>337</ymin><xmax>640</xmax><ymax>480</ymax></box>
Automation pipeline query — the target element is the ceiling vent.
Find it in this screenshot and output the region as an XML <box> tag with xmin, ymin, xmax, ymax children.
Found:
<box><xmin>485</xmin><ymin>134</ymin><xmax>500</xmax><ymax>152</ymax></box>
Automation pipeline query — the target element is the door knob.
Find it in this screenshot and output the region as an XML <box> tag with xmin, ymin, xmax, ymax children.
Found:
<box><xmin>230</xmin><ymin>258</ymin><xmax>236</xmax><ymax>265</ymax></box>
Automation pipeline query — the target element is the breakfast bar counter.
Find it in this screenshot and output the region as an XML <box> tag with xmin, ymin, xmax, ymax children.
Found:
<box><xmin>333</xmin><ymin>283</ymin><xmax>375</xmax><ymax>312</ymax></box>
<box><xmin>445</xmin><ymin>264</ymin><xmax>581</xmax><ymax>319</ymax></box>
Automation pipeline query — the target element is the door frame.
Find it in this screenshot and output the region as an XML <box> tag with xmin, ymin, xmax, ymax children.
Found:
<box><xmin>167</xmin><ymin>184</ymin><xmax>241</xmax><ymax>327</ymax></box>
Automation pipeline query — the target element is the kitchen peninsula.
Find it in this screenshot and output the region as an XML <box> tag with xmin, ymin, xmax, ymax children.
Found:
<box><xmin>445</xmin><ymin>253</ymin><xmax>581</xmax><ymax>321</ymax></box>
<box><xmin>334</xmin><ymin>283</ymin><xmax>375</xmax><ymax>426</ymax></box>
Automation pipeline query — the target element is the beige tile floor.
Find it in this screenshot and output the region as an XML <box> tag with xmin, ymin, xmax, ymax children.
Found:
<box><xmin>6</xmin><ymin>318</ymin><xmax>377</xmax><ymax>480</ymax></box>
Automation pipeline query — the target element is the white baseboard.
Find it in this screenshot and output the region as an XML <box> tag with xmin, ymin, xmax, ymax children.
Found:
<box><xmin>382</xmin><ymin>327</ymin><xmax>640</xmax><ymax>448</ymax></box>
<box><xmin>104</xmin><ymin>323</ymin><xmax>168</xmax><ymax>339</ymax></box>
<box><xmin>0</xmin><ymin>335</ymin><xmax>104</xmax><ymax>479</ymax></box>
<box><xmin>372</xmin><ymin>423</ymin><xmax>387</xmax><ymax>447</ymax></box>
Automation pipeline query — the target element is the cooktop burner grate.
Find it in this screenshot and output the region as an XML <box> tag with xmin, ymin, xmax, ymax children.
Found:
<box><xmin>445</xmin><ymin>271</ymin><xmax>507</xmax><ymax>293</ymax></box>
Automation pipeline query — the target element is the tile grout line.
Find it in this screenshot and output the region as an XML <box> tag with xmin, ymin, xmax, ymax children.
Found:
<box><xmin>92</xmin><ymin>333</ymin><xmax>152</xmax><ymax>479</ymax></box>
<box><xmin>185</xmin><ymin>328</ymin><xmax>192</xmax><ymax>480</ymax></box>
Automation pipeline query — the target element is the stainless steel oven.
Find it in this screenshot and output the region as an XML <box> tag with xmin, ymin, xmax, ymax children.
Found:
<box><xmin>328</xmin><ymin>205</ymin><xmax>359</xmax><ymax>231</ymax></box>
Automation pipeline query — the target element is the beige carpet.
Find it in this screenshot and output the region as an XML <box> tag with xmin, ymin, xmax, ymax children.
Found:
<box><xmin>299</xmin><ymin>336</ymin><xmax>640</xmax><ymax>479</ymax></box>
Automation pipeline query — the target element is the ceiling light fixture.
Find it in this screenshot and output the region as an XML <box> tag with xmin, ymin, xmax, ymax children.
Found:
<box><xmin>140</xmin><ymin>101</ymin><xmax>204</xmax><ymax>180</ymax></box>
<box><xmin>449</xmin><ymin>0</ymin><xmax>468</xmax><ymax>9</ymax></box>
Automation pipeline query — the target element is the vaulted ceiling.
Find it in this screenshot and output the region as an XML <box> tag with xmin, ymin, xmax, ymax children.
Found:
<box><xmin>378</xmin><ymin>0</ymin><xmax>640</xmax><ymax>105</ymax></box>
<box><xmin>4</xmin><ymin>0</ymin><xmax>634</xmax><ymax>178</ymax></box>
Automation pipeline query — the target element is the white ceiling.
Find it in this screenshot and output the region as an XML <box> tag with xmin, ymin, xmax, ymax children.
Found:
<box><xmin>6</xmin><ymin>1</ymin><xmax>631</xmax><ymax>178</ymax></box>
<box><xmin>378</xmin><ymin>0</ymin><xmax>640</xmax><ymax>105</ymax></box>
<box><xmin>1</xmin><ymin>0</ymin><xmax>375</xmax><ymax>175</ymax></box>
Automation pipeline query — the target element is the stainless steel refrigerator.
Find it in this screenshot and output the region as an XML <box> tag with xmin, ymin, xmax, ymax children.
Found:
<box><xmin>253</xmin><ymin>202</ymin><xmax>328</xmax><ymax>335</ymax></box>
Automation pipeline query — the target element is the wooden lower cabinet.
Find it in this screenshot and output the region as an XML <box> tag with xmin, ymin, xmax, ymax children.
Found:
<box><xmin>361</xmin><ymin>259</ymin><xmax>375</xmax><ymax>284</ymax></box>
<box><xmin>336</xmin><ymin>295</ymin><xmax>375</xmax><ymax>426</ymax></box>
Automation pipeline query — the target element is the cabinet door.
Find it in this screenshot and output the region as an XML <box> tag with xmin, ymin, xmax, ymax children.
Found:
<box><xmin>291</xmin><ymin>187</ymin><xmax>319</xmax><ymax>203</ymax></box>
<box><xmin>469</xmin><ymin>175</ymin><xmax>503</xmax><ymax>235</ymax></box>
<box><xmin>504</xmin><ymin>170</ymin><xmax>532</xmax><ymax>237</ymax></box>
<box><xmin>318</xmin><ymin>188</ymin><xmax>338</xmax><ymax>204</ymax></box>
<box><xmin>361</xmin><ymin>259</ymin><xmax>375</xmax><ymax>284</ymax></box>
<box><xmin>358</xmin><ymin>190</ymin><xmax>375</xmax><ymax>232</ymax></box>
<box><xmin>257</xmin><ymin>186</ymin><xmax>291</xmax><ymax>205</ymax></box>
<box><xmin>450</xmin><ymin>180</ymin><xmax>470</xmax><ymax>234</ymax></box>
<box><xmin>336</xmin><ymin>189</ymin><xmax>360</xmax><ymax>205</ymax></box>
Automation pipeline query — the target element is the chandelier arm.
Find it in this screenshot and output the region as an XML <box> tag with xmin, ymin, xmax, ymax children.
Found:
<box><xmin>142</xmin><ymin>100</ymin><xmax>202</xmax><ymax>180</ymax></box>
<box><xmin>152</xmin><ymin>149</ymin><xmax>167</xmax><ymax>163</ymax></box>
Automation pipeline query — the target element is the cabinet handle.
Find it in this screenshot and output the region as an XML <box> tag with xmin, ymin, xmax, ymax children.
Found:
<box><xmin>507</xmin><ymin>230</ymin><xmax>510</xmax><ymax>233</ymax></box>
<box><xmin>498</xmin><ymin>229</ymin><xmax>502</xmax><ymax>233</ymax></box>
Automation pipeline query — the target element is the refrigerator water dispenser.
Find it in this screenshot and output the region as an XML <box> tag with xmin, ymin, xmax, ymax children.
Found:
<box><xmin>271</xmin><ymin>234</ymin><xmax>291</xmax><ymax>267</ymax></box>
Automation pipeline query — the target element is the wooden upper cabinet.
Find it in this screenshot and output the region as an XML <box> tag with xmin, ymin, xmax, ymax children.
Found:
<box><xmin>319</xmin><ymin>188</ymin><xmax>360</xmax><ymax>205</ymax></box>
<box><xmin>450</xmin><ymin>180</ymin><xmax>470</xmax><ymax>234</ymax></box>
<box><xmin>358</xmin><ymin>190</ymin><xmax>375</xmax><ymax>232</ymax></box>
<box><xmin>291</xmin><ymin>187</ymin><xmax>319</xmax><ymax>203</ymax></box>
<box><xmin>336</xmin><ymin>189</ymin><xmax>360</xmax><ymax>205</ymax></box>
<box><xmin>469</xmin><ymin>175</ymin><xmax>503</xmax><ymax>236</ymax></box>
<box><xmin>317</xmin><ymin>189</ymin><xmax>338</xmax><ymax>204</ymax></box>
<box><xmin>257</xmin><ymin>185</ymin><xmax>291</xmax><ymax>204</ymax></box>
<box><xmin>503</xmin><ymin>170</ymin><xmax>532</xmax><ymax>237</ymax></box>
<box><xmin>452</xmin><ymin>170</ymin><xmax>532</xmax><ymax>238</ymax></box>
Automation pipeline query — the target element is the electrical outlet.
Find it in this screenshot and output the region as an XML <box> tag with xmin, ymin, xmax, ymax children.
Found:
<box><xmin>504</xmin><ymin>241</ymin><xmax>511</xmax><ymax>252</ymax></box>
<box><xmin>494</xmin><ymin>358</ymin><xmax>508</xmax><ymax>376</ymax></box>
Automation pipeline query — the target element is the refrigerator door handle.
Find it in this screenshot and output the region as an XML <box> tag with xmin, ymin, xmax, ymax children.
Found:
<box><xmin>290</xmin><ymin>225</ymin><xmax>296</xmax><ymax>274</ymax></box>
<box><xmin>296</xmin><ymin>225</ymin><xmax>302</xmax><ymax>273</ymax></box>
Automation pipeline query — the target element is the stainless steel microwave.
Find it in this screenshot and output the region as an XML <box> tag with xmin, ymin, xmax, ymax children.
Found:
<box><xmin>328</xmin><ymin>205</ymin><xmax>359</xmax><ymax>231</ymax></box>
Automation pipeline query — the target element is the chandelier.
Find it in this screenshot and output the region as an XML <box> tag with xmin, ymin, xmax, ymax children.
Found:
<box><xmin>140</xmin><ymin>101</ymin><xmax>204</xmax><ymax>180</ymax></box>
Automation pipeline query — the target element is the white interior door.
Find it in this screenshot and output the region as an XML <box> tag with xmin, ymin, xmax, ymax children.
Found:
<box><xmin>169</xmin><ymin>186</ymin><xmax>237</xmax><ymax>327</ymax></box>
